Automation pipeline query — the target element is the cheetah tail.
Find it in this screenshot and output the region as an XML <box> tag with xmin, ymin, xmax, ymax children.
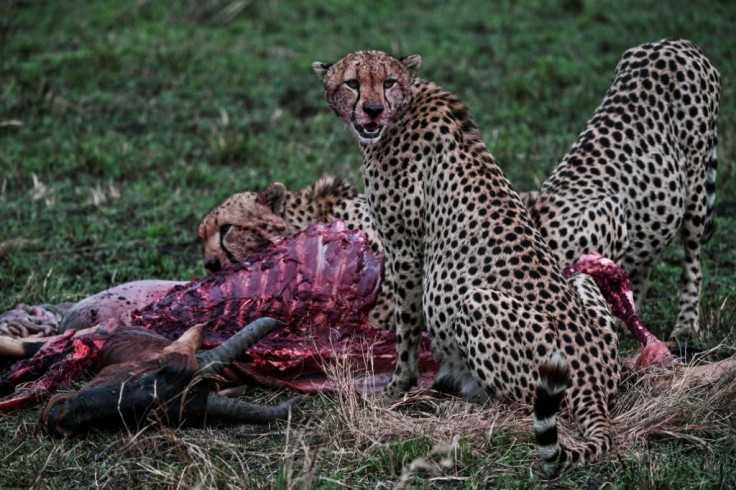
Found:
<box><xmin>533</xmin><ymin>352</ymin><xmax>570</xmax><ymax>476</ymax></box>
<box><xmin>702</xmin><ymin>138</ymin><xmax>718</xmax><ymax>243</ymax></box>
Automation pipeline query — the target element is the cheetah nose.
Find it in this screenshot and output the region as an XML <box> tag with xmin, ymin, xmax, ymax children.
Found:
<box><xmin>363</xmin><ymin>103</ymin><xmax>384</xmax><ymax>118</ymax></box>
<box><xmin>204</xmin><ymin>258</ymin><xmax>222</xmax><ymax>273</ymax></box>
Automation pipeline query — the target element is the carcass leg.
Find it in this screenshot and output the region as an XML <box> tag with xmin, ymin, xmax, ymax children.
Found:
<box><xmin>563</xmin><ymin>253</ymin><xmax>678</xmax><ymax>370</ymax></box>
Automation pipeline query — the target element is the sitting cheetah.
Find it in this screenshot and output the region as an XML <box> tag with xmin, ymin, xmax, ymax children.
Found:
<box><xmin>314</xmin><ymin>51</ymin><xmax>619</xmax><ymax>473</ymax></box>
<box><xmin>197</xmin><ymin>177</ymin><xmax>394</xmax><ymax>329</ymax></box>
<box><xmin>522</xmin><ymin>39</ymin><xmax>720</xmax><ymax>341</ymax></box>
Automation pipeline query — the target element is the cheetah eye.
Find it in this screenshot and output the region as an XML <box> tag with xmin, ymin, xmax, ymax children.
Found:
<box><xmin>345</xmin><ymin>79</ymin><xmax>360</xmax><ymax>90</ymax></box>
<box><xmin>219</xmin><ymin>224</ymin><xmax>232</xmax><ymax>236</ymax></box>
<box><xmin>383</xmin><ymin>79</ymin><xmax>396</xmax><ymax>89</ymax></box>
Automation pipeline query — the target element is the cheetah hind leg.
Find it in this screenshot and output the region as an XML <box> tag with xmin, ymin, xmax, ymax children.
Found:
<box><xmin>669</xmin><ymin>207</ymin><xmax>705</xmax><ymax>342</ymax></box>
<box><xmin>453</xmin><ymin>289</ymin><xmax>615</xmax><ymax>473</ymax></box>
<box><xmin>430</xmin><ymin>269</ymin><xmax>620</xmax><ymax>400</ymax></box>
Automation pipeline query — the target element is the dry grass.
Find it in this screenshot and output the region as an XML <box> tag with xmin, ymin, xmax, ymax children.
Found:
<box><xmin>277</xmin><ymin>359</ymin><xmax>533</xmax><ymax>488</ymax></box>
<box><xmin>2</xmin><ymin>342</ymin><xmax>735</xmax><ymax>488</ymax></box>
<box><xmin>614</xmin><ymin>349</ymin><xmax>736</xmax><ymax>447</ymax></box>
<box><xmin>257</xmin><ymin>347</ymin><xmax>736</xmax><ymax>487</ymax></box>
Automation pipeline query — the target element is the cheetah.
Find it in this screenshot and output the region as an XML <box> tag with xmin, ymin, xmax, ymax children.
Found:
<box><xmin>522</xmin><ymin>39</ymin><xmax>720</xmax><ymax>341</ymax></box>
<box><xmin>314</xmin><ymin>51</ymin><xmax>619</xmax><ymax>473</ymax></box>
<box><xmin>197</xmin><ymin>176</ymin><xmax>394</xmax><ymax>329</ymax></box>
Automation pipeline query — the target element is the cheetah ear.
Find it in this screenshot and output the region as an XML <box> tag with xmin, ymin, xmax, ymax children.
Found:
<box><xmin>257</xmin><ymin>182</ymin><xmax>288</xmax><ymax>214</ymax></box>
<box><xmin>312</xmin><ymin>61</ymin><xmax>332</xmax><ymax>79</ymax></box>
<box><xmin>400</xmin><ymin>55</ymin><xmax>422</xmax><ymax>76</ymax></box>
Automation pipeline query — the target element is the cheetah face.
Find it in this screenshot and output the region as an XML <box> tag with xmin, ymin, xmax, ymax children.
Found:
<box><xmin>197</xmin><ymin>185</ymin><xmax>296</xmax><ymax>273</ymax></box>
<box><xmin>313</xmin><ymin>51</ymin><xmax>421</xmax><ymax>145</ymax></box>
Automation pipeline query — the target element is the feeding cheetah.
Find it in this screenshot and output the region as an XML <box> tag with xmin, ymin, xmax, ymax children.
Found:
<box><xmin>314</xmin><ymin>51</ymin><xmax>620</xmax><ymax>473</ymax></box>
<box><xmin>522</xmin><ymin>39</ymin><xmax>720</xmax><ymax>341</ymax></box>
<box><xmin>197</xmin><ymin>177</ymin><xmax>394</xmax><ymax>329</ymax></box>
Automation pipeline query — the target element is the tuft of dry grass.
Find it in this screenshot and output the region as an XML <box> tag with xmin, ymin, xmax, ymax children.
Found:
<box><xmin>2</xmin><ymin>345</ymin><xmax>735</xmax><ymax>488</ymax></box>
<box><xmin>613</xmin><ymin>350</ymin><xmax>736</xmax><ymax>448</ymax></box>
<box><xmin>273</xmin><ymin>346</ymin><xmax>736</xmax><ymax>487</ymax></box>
<box><xmin>266</xmin><ymin>355</ymin><xmax>532</xmax><ymax>487</ymax></box>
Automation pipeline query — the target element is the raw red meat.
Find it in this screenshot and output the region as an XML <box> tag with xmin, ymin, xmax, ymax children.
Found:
<box><xmin>563</xmin><ymin>252</ymin><xmax>678</xmax><ymax>369</ymax></box>
<box><xmin>132</xmin><ymin>219</ymin><xmax>383</xmax><ymax>346</ymax></box>
<box><xmin>0</xmin><ymin>221</ymin><xmax>439</xmax><ymax>413</ymax></box>
<box><xmin>0</xmin><ymin>330</ymin><xmax>108</xmax><ymax>412</ymax></box>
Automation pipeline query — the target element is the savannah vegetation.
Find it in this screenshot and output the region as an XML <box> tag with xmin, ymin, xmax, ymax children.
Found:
<box><xmin>1</xmin><ymin>0</ymin><xmax>734</xmax><ymax>487</ymax></box>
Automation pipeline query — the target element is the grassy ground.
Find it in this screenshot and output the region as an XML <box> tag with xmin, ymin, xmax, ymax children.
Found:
<box><xmin>1</xmin><ymin>0</ymin><xmax>735</xmax><ymax>488</ymax></box>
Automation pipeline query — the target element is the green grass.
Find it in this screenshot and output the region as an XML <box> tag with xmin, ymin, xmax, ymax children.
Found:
<box><xmin>1</xmin><ymin>0</ymin><xmax>735</xmax><ymax>487</ymax></box>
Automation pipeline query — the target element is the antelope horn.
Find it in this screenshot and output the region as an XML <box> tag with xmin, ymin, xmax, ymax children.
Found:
<box><xmin>196</xmin><ymin>317</ymin><xmax>285</xmax><ymax>376</ymax></box>
<box><xmin>0</xmin><ymin>335</ymin><xmax>41</xmax><ymax>358</ymax></box>
<box><xmin>206</xmin><ymin>392</ymin><xmax>302</xmax><ymax>423</ymax></box>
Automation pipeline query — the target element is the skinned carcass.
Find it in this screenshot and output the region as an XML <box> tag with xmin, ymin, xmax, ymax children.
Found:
<box><xmin>3</xmin><ymin>223</ymin><xmax>729</xmax><ymax>419</ymax></box>
<box><xmin>0</xmin><ymin>221</ymin><xmax>438</xmax><ymax>413</ymax></box>
<box><xmin>41</xmin><ymin>318</ymin><xmax>301</xmax><ymax>437</ymax></box>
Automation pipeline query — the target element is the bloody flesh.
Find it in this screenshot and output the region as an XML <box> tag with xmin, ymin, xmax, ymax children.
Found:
<box><xmin>132</xmin><ymin>220</ymin><xmax>382</xmax><ymax>346</ymax></box>
<box><xmin>1</xmin><ymin>228</ymin><xmax>679</xmax><ymax>415</ymax></box>
<box><xmin>563</xmin><ymin>253</ymin><xmax>678</xmax><ymax>368</ymax></box>
<box><xmin>0</xmin><ymin>222</ymin><xmax>438</xmax><ymax>412</ymax></box>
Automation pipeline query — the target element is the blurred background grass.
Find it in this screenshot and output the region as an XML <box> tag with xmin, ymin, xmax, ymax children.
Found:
<box><xmin>1</xmin><ymin>1</ymin><xmax>734</xmax><ymax>324</ymax></box>
<box><xmin>0</xmin><ymin>1</ymin><xmax>735</xmax><ymax>486</ymax></box>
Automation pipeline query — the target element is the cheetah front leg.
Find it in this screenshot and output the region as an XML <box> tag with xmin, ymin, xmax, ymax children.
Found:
<box><xmin>383</xmin><ymin>252</ymin><xmax>425</xmax><ymax>399</ymax></box>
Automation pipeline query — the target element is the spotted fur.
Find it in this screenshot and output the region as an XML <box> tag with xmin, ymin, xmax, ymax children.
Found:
<box><xmin>522</xmin><ymin>39</ymin><xmax>720</xmax><ymax>340</ymax></box>
<box><xmin>534</xmin><ymin>351</ymin><xmax>570</xmax><ymax>473</ymax></box>
<box><xmin>314</xmin><ymin>50</ymin><xmax>619</xmax><ymax>474</ymax></box>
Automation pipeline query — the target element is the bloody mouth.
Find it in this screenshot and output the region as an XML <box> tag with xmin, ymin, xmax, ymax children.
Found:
<box><xmin>354</xmin><ymin>122</ymin><xmax>383</xmax><ymax>140</ymax></box>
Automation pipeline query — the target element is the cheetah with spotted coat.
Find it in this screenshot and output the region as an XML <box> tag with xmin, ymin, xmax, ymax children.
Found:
<box><xmin>523</xmin><ymin>39</ymin><xmax>720</xmax><ymax>341</ymax></box>
<box><xmin>314</xmin><ymin>51</ymin><xmax>619</xmax><ymax>473</ymax></box>
<box><xmin>197</xmin><ymin>177</ymin><xmax>394</xmax><ymax>328</ymax></box>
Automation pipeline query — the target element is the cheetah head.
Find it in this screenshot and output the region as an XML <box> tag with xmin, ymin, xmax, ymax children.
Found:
<box><xmin>197</xmin><ymin>183</ymin><xmax>296</xmax><ymax>273</ymax></box>
<box><xmin>313</xmin><ymin>51</ymin><xmax>421</xmax><ymax>145</ymax></box>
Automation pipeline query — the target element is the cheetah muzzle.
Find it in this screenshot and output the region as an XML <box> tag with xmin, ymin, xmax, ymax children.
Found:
<box><xmin>353</xmin><ymin>121</ymin><xmax>384</xmax><ymax>142</ymax></box>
